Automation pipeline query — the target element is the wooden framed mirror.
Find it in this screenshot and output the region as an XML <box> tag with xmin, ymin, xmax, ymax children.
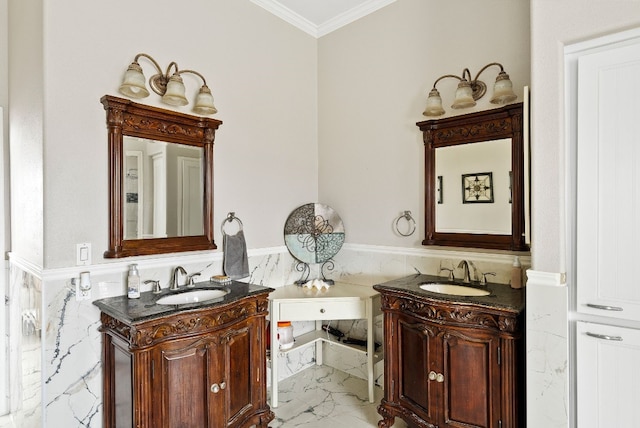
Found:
<box><xmin>417</xmin><ymin>103</ymin><xmax>529</xmax><ymax>251</ymax></box>
<box><xmin>101</xmin><ymin>95</ymin><xmax>222</xmax><ymax>258</ymax></box>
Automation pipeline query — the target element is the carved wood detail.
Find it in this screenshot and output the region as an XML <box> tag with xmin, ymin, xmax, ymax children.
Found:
<box><xmin>417</xmin><ymin>103</ymin><xmax>529</xmax><ymax>251</ymax></box>
<box><xmin>380</xmin><ymin>293</ymin><xmax>520</xmax><ymax>333</ymax></box>
<box><xmin>100</xmin><ymin>297</ymin><xmax>269</xmax><ymax>348</ymax></box>
<box><xmin>122</xmin><ymin>114</ymin><xmax>205</xmax><ymax>140</ymax></box>
<box><xmin>101</xmin><ymin>95</ymin><xmax>223</xmax><ymax>258</ymax></box>
<box><xmin>100</xmin><ymin>291</ymin><xmax>273</xmax><ymax>428</ymax></box>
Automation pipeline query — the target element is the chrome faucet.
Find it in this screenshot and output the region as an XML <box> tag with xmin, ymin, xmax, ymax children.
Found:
<box><xmin>170</xmin><ymin>266</ymin><xmax>187</xmax><ymax>290</ymax></box>
<box><xmin>457</xmin><ymin>260</ymin><xmax>471</xmax><ymax>283</ymax></box>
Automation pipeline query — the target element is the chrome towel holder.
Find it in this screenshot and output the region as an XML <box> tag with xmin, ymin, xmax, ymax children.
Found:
<box><xmin>221</xmin><ymin>212</ymin><xmax>244</xmax><ymax>236</ymax></box>
<box><xmin>395</xmin><ymin>210</ymin><xmax>416</xmax><ymax>237</ymax></box>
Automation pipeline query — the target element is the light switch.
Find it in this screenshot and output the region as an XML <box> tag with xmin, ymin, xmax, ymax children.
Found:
<box><xmin>76</xmin><ymin>243</ymin><xmax>91</xmax><ymax>266</ymax></box>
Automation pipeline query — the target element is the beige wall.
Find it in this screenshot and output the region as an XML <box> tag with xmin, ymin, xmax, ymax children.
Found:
<box><xmin>26</xmin><ymin>0</ymin><xmax>319</xmax><ymax>268</ymax></box>
<box><xmin>8</xmin><ymin>0</ymin><xmax>532</xmax><ymax>269</ymax></box>
<box><xmin>318</xmin><ymin>0</ymin><xmax>530</xmax><ymax>247</ymax></box>
<box><xmin>8</xmin><ymin>0</ymin><xmax>43</xmax><ymax>266</ymax></box>
<box><xmin>531</xmin><ymin>1</ymin><xmax>640</xmax><ymax>273</ymax></box>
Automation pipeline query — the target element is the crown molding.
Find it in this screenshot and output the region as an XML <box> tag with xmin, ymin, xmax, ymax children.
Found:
<box><xmin>250</xmin><ymin>0</ymin><xmax>396</xmax><ymax>38</ymax></box>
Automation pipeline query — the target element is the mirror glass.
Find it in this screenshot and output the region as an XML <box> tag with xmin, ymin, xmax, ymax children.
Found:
<box><xmin>417</xmin><ymin>103</ymin><xmax>529</xmax><ymax>251</ymax></box>
<box><xmin>102</xmin><ymin>95</ymin><xmax>221</xmax><ymax>258</ymax></box>
<box><xmin>435</xmin><ymin>138</ymin><xmax>511</xmax><ymax>234</ymax></box>
<box><xmin>123</xmin><ymin>137</ymin><xmax>204</xmax><ymax>240</ymax></box>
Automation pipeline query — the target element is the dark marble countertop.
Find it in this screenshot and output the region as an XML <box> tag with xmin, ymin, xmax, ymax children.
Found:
<box><xmin>373</xmin><ymin>274</ymin><xmax>525</xmax><ymax>314</ymax></box>
<box><xmin>93</xmin><ymin>280</ymin><xmax>274</xmax><ymax>325</ymax></box>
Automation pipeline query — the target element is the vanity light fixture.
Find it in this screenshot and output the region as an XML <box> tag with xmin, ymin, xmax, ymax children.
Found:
<box><xmin>119</xmin><ymin>53</ymin><xmax>218</xmax><ymax>115</ymax></box>
<box><xmin>422</xmin><ymin>62</ymin><xmax>517</xmax><ymax>117</ymax></box>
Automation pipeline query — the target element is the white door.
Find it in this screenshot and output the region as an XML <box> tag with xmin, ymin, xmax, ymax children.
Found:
<box><xmin>576</xmin><ymin>39</ymin><xmax>640</xmax><ymax>321</ymax></box>
<box><xmin>576</xmin><ymin>322</ymin><xmax>640</xmax><ymax>427</ymax></box>
<box><xmin>177</xmin><ymin>157</ymin><xmax>203</xmax><ymax>236</ymax></box>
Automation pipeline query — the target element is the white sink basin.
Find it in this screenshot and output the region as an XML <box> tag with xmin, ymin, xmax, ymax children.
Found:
<box><xmin>156</xmin><ymin>289</ymin><xmax>229</xmax><ymax>305</ymax></box>
<box><xmin>419</xmin><ymin>283</ymin><xmax>491</xmax><ymax>297</ymax></box>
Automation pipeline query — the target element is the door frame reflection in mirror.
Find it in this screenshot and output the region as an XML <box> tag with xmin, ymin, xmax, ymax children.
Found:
<box><xmin>122</xmin><ymin>137</ymin><xmax>204</xmax><ymax>240</ymax></box>
<box><xmin>101</xmin><ymin>95</ymin><xmax>222</xmax><ymax>258</ymax></box>
<box><xmin>417</xmin><ymin>102</ymin><xmax>529</xmax><ymax>251</ymax></box>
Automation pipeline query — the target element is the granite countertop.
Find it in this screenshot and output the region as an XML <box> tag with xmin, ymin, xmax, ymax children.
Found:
<box><xmin>93</xmin><ymin>280</ymin><xmax>274</xmax><ymax>325</ymax></box>
<box><xmin>373</xmin><ymin>273</ymin><xmax>525</xmax><ymax>314</ymax></box>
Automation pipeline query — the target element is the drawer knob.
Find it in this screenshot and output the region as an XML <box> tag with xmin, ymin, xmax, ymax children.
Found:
<box><xmin>211</xmin><ymin>383</ymin><xmax>220</xmax><ymax>393</ymax></box>
<box><xmin>428</xmin><ymin>371</ymin><xmax>437</xmax><ymax>381</ymax></box>
<box><xmin>320</xmin><ymin>308</ymin><xmax>326</xmax><ymax>313</ymax></box>
<box><xmin>436</xmin><ymin>373</ymin><xmax>444</xmax><ymax>383</ymax></box>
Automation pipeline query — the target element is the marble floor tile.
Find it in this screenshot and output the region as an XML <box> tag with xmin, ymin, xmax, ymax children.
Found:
<box><xmin>269</xmin><ymin>365</ymin><xmax>408</xmax><ymax>428</ymax></box>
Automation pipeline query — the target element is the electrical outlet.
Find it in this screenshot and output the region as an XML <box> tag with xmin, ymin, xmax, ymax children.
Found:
<box><xmin>76</xmin><ymin>243</ymin><xmax>91</xmax><ymax>266</ymax></box>
<box><xmin>72</xmin><ymin>277</ymin><xmax>91</xmax><ymax>301</ymax></box>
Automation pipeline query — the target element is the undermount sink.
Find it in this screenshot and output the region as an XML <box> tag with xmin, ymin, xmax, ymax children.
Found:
<box><xmin>156</xmin><ymin>288</ymin><xmax>229</xmax><ymax>305</ymax></box>
<box><xmin>419</xmin><ymin>283</ymin><xmax>491</xmax><ymax>297</ymax></box>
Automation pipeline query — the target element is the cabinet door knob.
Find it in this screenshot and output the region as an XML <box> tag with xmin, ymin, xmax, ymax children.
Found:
<box><xmin>428</xmin><ymin>371</ymin><xmax>437</xmax><ymax>381</ymax></box>
<box><xmin>210</xmin><ymin>383</ymin><xmax>220</xmax><ymax>393</ymax></box>
<box><xmin>320</xmin><ymin>308</ymin><xmax>326</xmax><ymax>313</ymax></box>
<box><xmin>436</xmin><ymin>373</ymin><xmax>444</xmax><ymax>383</ymax></box>
<box><xmin>220</xmin><ymin>381</ymin><xmax>227</xmax><ymax>390</ymax></box>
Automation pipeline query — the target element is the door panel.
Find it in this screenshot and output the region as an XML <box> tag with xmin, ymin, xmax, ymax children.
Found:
<box><xmin>155</xmin><ymin>337</ymin><xmax>213</xmax><ymax>428</ymax></box>
<box><xmin>577</xmin><ymin>322</ymin><xmax>640</xmax><ymax>427</ymax></box>
<box><xmin>442</xmin><ymin>329</ymin><xmax>499</xmax><ymax>428</ymax></box>
<box><xmin>225</xmin><ymin>323</ymin><xmax>254</xmax><ymax>423</ymax></box>
<box><xmin>397</xmin><ymin>318</ymin><xmax>437</xmax><ymax>420</ymax></box>
<box><xmin>576</xmin><ymin>41</ymin><xmax>640</xmax><ymax>321</ymax></box>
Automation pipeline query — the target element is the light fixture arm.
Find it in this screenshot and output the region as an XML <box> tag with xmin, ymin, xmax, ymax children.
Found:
<box><xmin>431</xmin><ymin>73</ymin><xmax>464</xmax><ymax>90</ymax></box>
<box><xmin>119</xmin><ymin>53</ymin><xmax>218</xmax><ymax>115</ymax></box>
<box><xmin>131</xmin><ymin>53</ymin><xmax>204</xmax><ymax>96</ymax></box>
<box><xmin>176</xmin><ymin>69</ymin><xmax>209</xmax><ymax>87</ymax></box>
<box><xmin>422</xmin><ymin>61</ymin><xmax>517</xmax><ymax>117</ymax></box>
<box><xmin>430</xmin><ymin>63</ymin><xmax>508</xmax><ymax>101</ymax></box>
<box><xmin>471</xmin><ymin>62</ymin><xmax>505</xmax><ymax>83</ymax></box>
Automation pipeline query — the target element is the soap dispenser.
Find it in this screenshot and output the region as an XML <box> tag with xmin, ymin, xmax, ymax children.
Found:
<box><xmin>127</xmin><ymin>264</ymin><xmax>141</xmax><ymax>298</ymax></box>
<box><xmin>510</xmin><ymin>257</ymin><xmax>522</xmax><ymax>289</ymax></box>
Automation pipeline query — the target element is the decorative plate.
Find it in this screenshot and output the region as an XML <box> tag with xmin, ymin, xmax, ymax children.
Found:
<box><xmin>284</xmin><ymin>203</ymin><xmax>345</xmax><ymax>264</ymax></box>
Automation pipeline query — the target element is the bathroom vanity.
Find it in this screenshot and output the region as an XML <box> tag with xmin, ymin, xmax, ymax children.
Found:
<box><xmin>374</xmin><ymin>274</ymin><xmax>525</xmax><ymax>428</ymax></box>
<box><xmin>94</xmin><ymin>281</ymin><xmax>274</xmax><ymax>428</ymax></box>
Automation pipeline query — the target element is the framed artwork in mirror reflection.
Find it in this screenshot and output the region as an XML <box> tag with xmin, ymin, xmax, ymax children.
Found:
<box><xmin>462</xmin><ymin>172</ymin><xmax>494</xmax><ymax>203</ymax></box>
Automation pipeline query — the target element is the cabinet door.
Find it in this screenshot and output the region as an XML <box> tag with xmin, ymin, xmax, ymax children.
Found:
<box><xmin>576</xmin><ymin>39</ymin><xmax>640</xmax><ymax>321</ymax></box>
<box><xmin>576</xmin><ymin>322</ymin><xmax>640</xmax><ymax>427</ymax></box>
<box><xmin>440</xmin><ymin>327</ymin><xmax>500</xmax><ymax>428</ymax></box>
<box><xmin>396</xmin><ymin>316</ymin><xmax>439</xmax><ymax>423</ymax></box>
<box><xmin>153</xmin><ymin>336</ymin><xmax>218</xmax><ymax>428</ymax></box>
<box><xmin>220</xmin><ymin>318</ymin><xmax>260</xmax><ymax>427</ymax></box>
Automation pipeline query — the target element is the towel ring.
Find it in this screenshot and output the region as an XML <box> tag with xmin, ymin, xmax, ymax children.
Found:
<box><xmin>395</xmin><ymin>211</ymin><xmax>416</xmax><ymax>237</ymax></box>
<box><xmin>221</xmin><ymin>212</ymin><xmax>244</xmax><ymax>236</ymax></box>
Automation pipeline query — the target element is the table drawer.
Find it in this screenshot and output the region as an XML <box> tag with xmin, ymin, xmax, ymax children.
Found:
<box><xmin>278</xmin><ymin>299</ymin><xmax>366</xmax><ymax>320</ymax></box>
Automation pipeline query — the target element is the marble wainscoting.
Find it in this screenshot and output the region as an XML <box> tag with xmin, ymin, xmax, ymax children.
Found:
<box><xmin>0</xmin><ymin>263</ymin><xmax>42</xmax><ymax>428</ymax></box>
<box><xmin>525</xmin><ymin>270</ymin><xmax>569</xmax><ymax>428</ymax></box>
<box><xmin>8</xmin><ymin>248</ymin><xmax>305</xmax><ymax>427</ymax></box>
<box><xmin>5</xmin><ymin>244</ymin><xmax>526</xmax><ymax>427</ymax></box>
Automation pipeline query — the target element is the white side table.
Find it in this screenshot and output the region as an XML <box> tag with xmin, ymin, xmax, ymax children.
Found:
<box><xmin>268</xmin><ymin>282</ymin><xmax>382</xmax><ymax>407</ymax></box>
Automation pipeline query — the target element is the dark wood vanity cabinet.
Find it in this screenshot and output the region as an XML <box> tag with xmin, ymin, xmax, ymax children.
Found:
<box><xmin>99</xmin><ymin>292</ymin><xmax>274</xmax><ymax>428</ymax></box>
<box><xmin>376</xmin><ymin>288</ymin><xmax>524</xmax><ymax>428</ymax></box>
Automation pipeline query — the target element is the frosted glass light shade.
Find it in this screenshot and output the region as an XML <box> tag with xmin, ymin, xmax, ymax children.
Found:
<box><xmin>192</xmin><ymin>85</ymin><xmax>218</xmax><ymax>115</ymax></box>
<box><xmin>119</xmin><ymin>62</ymin><xmax>150</xmax><ymax>99</ymax></box>
<box><xmin>490</xmin><ymin>71</ymin><xmax>517</xmax><ymax>104</ymax></box>
<box><xmin>423</xmin><ymin>88</ymin><xmax>445</xmax><ymax>116</ymax></box>
<box><xmin>161</xmin><ymin>74</ymin><xmax>188</xmax><ymax>106</ymax></box>
<box><xmin>451</xmin><ymin>80</ymin><xmax>476</xmax><ymax>109</ymax></box>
